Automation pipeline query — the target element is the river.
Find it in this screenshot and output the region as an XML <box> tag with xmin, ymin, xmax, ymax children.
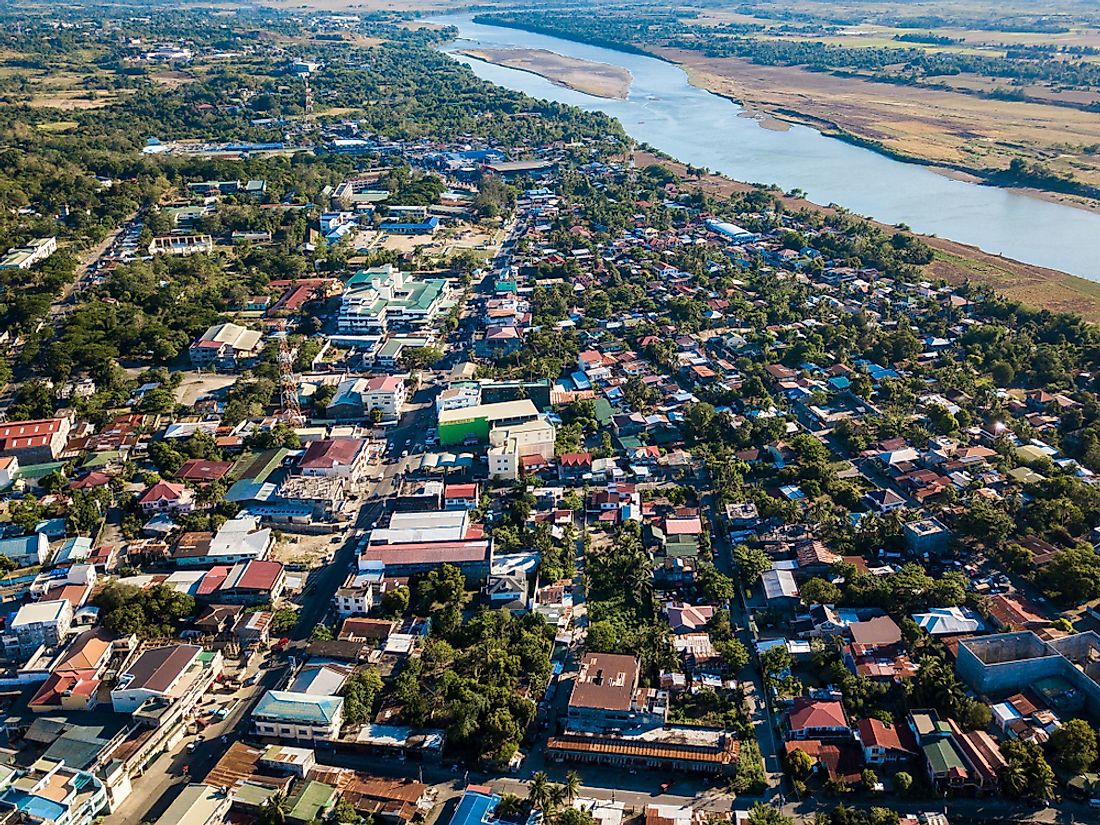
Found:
<box><xmin>435</xmin><ymin>15</ymin><xmax>1100</xmax><ymax>283</ymax></box>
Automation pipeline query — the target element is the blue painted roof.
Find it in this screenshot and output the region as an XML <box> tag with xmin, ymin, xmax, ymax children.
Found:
<box><xmin>253</xmin><ymin>690</ymin><xmax>343</xmax><ymax>724</ymax></box>
<box><xmin>449</xmin><ymin>789</ymin><xmax>499</xmax><ymax>825</ymax></box>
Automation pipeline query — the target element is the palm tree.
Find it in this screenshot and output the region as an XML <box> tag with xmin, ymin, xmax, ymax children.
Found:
<box><xmin>547</xmin><ymin>783</ymin><xmax>568</xmax><ymax>815</ymax></box>
<box><xmin>528</xmin><ymin>772</ymin><xmax>551</xmax><ymax>812</ymax></box>
<box><xmin>562</xmin><ymin>771</ymin><xmax>581</xmax><ymax>804</ymax></box>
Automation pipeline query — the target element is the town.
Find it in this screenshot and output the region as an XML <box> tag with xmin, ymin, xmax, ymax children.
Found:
<box><xmin>1</xmin><ymin>4</ymin><xmax>1100</xmax><ymax>825</ymax></box>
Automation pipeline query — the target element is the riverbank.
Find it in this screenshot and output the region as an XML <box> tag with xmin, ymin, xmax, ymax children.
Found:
<box><xmin>457</xmin><ymin>47</ymin><xmax>632</xmax><ymax>99</ymax></box>
<box><xmin>632</xmin><ymin>149</ymin><xmax>1100</xmax><ymax>321</ymax></box>
<box><xmin>655</xmin><ymin>47</ymin><xmax>1100</xmax><ymax>212</ymax></box>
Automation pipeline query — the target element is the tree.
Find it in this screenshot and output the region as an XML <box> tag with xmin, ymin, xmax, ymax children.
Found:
<box><xmin>310</xmin><ymin>624</ymin><xmax>333</xmax><ymax>641</ymax></box>
<box><xmin>746</xmin><ymin>803</ymin><xmax>793</xmax><ymax>825</ymax></box>
<box><xmin>733</xmin><ymin>544</ymin><xmax>770</xmax><ymax>585</ymax></box>
<box><xmin>528</xmin><ymin>772</ymin><xmax>551</xmax><ymax>812</ymax></box>
<box><xmin>698</xmin><ymin>564</ymin><xmax>736</xmax><ymax>602</ymax></box>
<box><xmin>331</xmin><ymin>797</ymin><xmax>362</xmax><ymax>823</ymax></box>
<box><xmin>799</xmin><ymin>577</ymin><xmax>842</xmax><ymax>606</ymax></box>
<box><xmin>381</xmin><ymin>585</ymin><xmax>410</xmax><ymax>617</ymax></box>
<box><xmin>343</xmin><ymin>667</ymin><xmax>384</xmax><ymax>728</ymax></box>
<box><xmin>999</xmin><ymin>739</ymin><xmax>1055</xmax><ymax>800</ymax></box>
<box><xmin>556</xmin><ymin>810</ymin><xmax>595</xmax><ymax>825</ymax></box>
<box><xmin>257</xmin><ymin>793</ymin><xmax>288</xmax><ymax>825</ymax></box>
<box><xmin>893</xmin><ymin>771</ymin><xmax>912</xmax><ymax>795</ymax></box>
<box><xmin>562</xmin><ymin>771</ymin><xmax>581</xmax><ymax>804</ymax></box>
<box><xmin>715</xmin><ymin>638</ymin><xmax>749</xmax><ymax>673</ymax></box>
<box><xmin>786</xmin><ymin>747</ymin><xmax>814</xmax><ymax>780</ymax></box>
<box><xmin>861</xmin><ymin>768</ymin><xmax>878</xmax><ymax>789</ymax></box>
<box><xmin>1044</xmin><ymin>545</ymin><xmax>1100</xmax><ymax>604</ymax></box>
<box><xmin>1049</xmin><ymin>719</ymin><xmax>1097</xmax><ymax>775</ymax></box>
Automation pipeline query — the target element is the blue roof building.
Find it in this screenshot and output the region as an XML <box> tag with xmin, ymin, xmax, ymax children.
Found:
<box><xmin>253</xmin><ymin>690</ymin><xmax>343</xmax><ymax>742</ymax></box>
<box><xmin>449</xmin><ymin>787</ymin><xmax>501</xmax><ymax>825</ymax></box>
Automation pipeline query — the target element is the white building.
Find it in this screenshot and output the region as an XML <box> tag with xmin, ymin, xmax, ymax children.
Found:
<box><xmin>488</xmin><ymin>417</ymin><xmax>556</xmax><ymax>481</ymax></box>
<box><xmin>4</xmin><ymin>599</ymin><xmax>73</xmax><ymax>657</ymax></box>
<box><xmin>0</xmin><ymin>236</ymin><xmax>57</xmax><ymax>270</ymax></box>
<box><xmin>327</xmin><ymin>375</ymin><xmax>407</xmax><ymax>419</ymax></box>
<box><xmin>338</xmin><ymin>264</ymin><xmax>447</xmax><ymax>333</ymax></box>
<box><xmin>111</xmin><ymin>644</ymin><xmax>220</xmax><ymax>713</ymax></box>
<box><xmin>148</xmin><ymin>234</ymin><xmax>213</xmax><ymax>256</ymax></box>
<box><xmin>435</xmin><ymin>384</ymin><xmax>482</xmax><ymax>415</ymax></box>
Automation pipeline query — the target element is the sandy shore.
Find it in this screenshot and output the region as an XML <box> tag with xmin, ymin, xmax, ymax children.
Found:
<box><xmin>632</xmin><ymin>149</ymin><xmax>1100</xmax><ymax>321</ymax></box>
<box><xmin>458</xmin><ymin>47</ymin><xmax>632</xmax><ymax>100</ymax></box>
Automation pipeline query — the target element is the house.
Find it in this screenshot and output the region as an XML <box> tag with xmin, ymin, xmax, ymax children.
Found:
<box><xmin>111</xmin><ymin>644</ymin><xmax>219</xmax><ymax>713</ymax></box>
<box><xmin>436</xmin><ymin>384</ymin><xmax>482</xmax><ymax>415</ymax></box>
<box><xmin>253</xmin><ymin>690</ymin><xmax>344</xmax><ymax>742</ymax></box>
<box><xmin>327</xmin><ymin>375</ymin><xmax>408</xmax><ymax>420</ymax></box>
<box><xmin>559</xmin><ymin>453</ymin><xmax>593</xmax><ymax>481</ymax></box>
<box><xmin>567</xmin><ymin>653</ymin><xmax>668</xmax><ymax>733</ymax></box>
<box><xmin>0</xmin><ymin>417</ymin><xmax>72</xmax><ymax>463</ymax></box>
<box><xmin>0</xmin><ymin>455</ymin><xmax>17</xmax><ymax>488</ymax></box>
<box><xmin>216</xmin><ymin>560</ymin><xmax>287</xmax><ymax>604</ymax></box>
<box><xmin>787</xmin><ymin>699</ymin><xmax>850</xmax><ymax>740</ymax></box>
<box><xmin>299</xmin><ymin>438</ymin><xmax>370</xmax><ymax>480</ymax></box>
<box><xmin>0</xmin><ymin>532</ymin><xmax>50</xmax><ymax>566</ymax></box>
<box><xmin>485</xmin><ymin>573</ymin><xmax>528</xmax><ymax>609</ymax></box>
<box><xmin>4</xmin><ymin>599</ymin><xmax>73</xmax><ymax>658</ymax></box>
<box><xmin>903</xmin><ymin>518</ymin><xmax>950</xmax><ymax>555</ymax></box>
<box><xmin>665</xmin><ymin>603</ymin><xmax>715</xmax><ymax>634</ymax></box>
<box><xmin>139</xmin><ymin>480</ymin><xmax>194</xmax><ymax>515</ymax></box>
<box><xmin>862</xmin><ymin>488</ymin><xmax>906</xmax><ymax>513</ymax></box>
<box><xmin>444</xmin><ymin>483</ymin><xmax>479</xmax><ymax>511</ymax></box>
<box><xmin>848</xmin><ymin>616</ymin><xmax>903</xmax><ymax>648</ymax></box>
<box><xmin>188</xmin><ymin>322</ymin><xmax>263</xmax><ymax>370</ymax></box>
<box><xmin>912</xmin><ymin>606</ymin><xmax>984</xmax><ymax>636</ymax></box>
<box><xmin>857</xmin><ymin>717</ymin><xmax>918</xmax><ymax>764</ymax></box>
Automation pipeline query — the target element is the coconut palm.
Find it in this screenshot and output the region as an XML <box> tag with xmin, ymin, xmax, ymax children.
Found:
<box><xmin>562</xmin><ymin>771</ymin><xmax>581</xmax><ymax>803</ymax></box>
<box><xmin>528</xmin><ymin>771</ymin><xmax>551</xmax><ymax>812</ymax></box>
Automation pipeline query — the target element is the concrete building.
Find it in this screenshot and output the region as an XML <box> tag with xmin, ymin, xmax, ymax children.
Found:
<box><xmin>435</xmin><ymin>384</ymin><xmax>481</xmax><ymax>416</ymax></box>
<box><xmin>148</xmin><ymin>234</ymin><xmax>214</xmax><ymax>256</ymax></box>
<box><xmin>0</xmin><ymin>236</ymin><xmax>57</xmax><ymax>270</ymax></box>
<box><xmin>327</xmin><ymin>375</ymin><xmax>408</xmax><ymax>419</ymax></box>
<box><xmin>253</xmin><ymin>690</ymin><xmax>344</xmax><ymax>742</ymax></box>
<box><xmin>488</xmin><ymin>418</ymin><xmax>556</xmax><ymax>482</ymax></box>
<box><xmin>438</xmin><ymin>399</ymin><xmax>541</xmax><ymax>446</ymax></box>
<box><xmin>567</xmin><ymin>653</ymin><xmax>668</xmax><ymax>733</ymax></box>
<box><xmin>151</xmin><ymin>784</ymin><xmax>231</xmax><ymax>825</ymax></box>
<box><xmin>0</xmin><ymin>417</ymin><xmax>72</xmax><ymax>463</ymax></box>
<box><xmin>903</xmin><ymin>518</ymin><xmax>951</xmax><ymax>555</ymax></box>
<box><xmin>4</xmin><ymin>599</ymin><xmax>73</xmax><ymax>658</ymax></box>
<box><xmin>0</xmin><ymin>759</ymin><xmax>108</xmax><ymax>825</ymax></box>
<box><xmin>958</xmin><ymin>631</ymin><xmax>1100</xmax><ymax>714</ymax></box>
<box><xmin>188</xmin><ymin>322</ymin><xmax>263</xmax><ymax>370</ymax></box>
<box><xmin>298</xmin><ymin>438</ymin><xmax>370</xmax><ymax>479</ymax></box>
<box><xmin>0</xmin><ymin>532</ymin><xmax>50</xmax><ymax>566</ymax></box>
<box><xmin>338</xmin><ymin>265</ymin><xmax>447</xmax><ymax>333</ymax></box>
<box><xmin>111</xmin><ymin>644</ymin><xmax>221</xmax><ymax>713</ymax></box>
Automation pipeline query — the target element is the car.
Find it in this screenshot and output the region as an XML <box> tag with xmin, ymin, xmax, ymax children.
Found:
<box><xmin>187</xmin><ymin>738</ymin><xmax>203</xmax><ymax>752</ymax></box>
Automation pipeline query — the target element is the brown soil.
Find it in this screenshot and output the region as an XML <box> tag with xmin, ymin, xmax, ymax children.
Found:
<box><xmin>458</xmin><ymin>47</ymin><xmax>633</xmax><ymax>100</ymax></box>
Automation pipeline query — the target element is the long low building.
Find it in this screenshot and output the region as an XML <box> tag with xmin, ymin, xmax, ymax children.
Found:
<box><xmin>546</xmin><ymin>726</ymin><xmax>739</xmax><ymax>775</ymax></box>
<box><xmin>360</xmin><ymin>540</ymin><xmax>491</xmax><ymax>580</ymax></box>
<box><xmin>437</xmin><ymin>399</ymin><xmax>541</xmax><ymax>447</ymax></box>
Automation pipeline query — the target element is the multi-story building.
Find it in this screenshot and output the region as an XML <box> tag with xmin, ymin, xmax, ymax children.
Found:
<box><xmin>298</xmin><ymin>438</ymin><xmax>370</xmax><ymax>480</ymax></box>
<box><xmin>338</xmin><ymin>264</ymin><xmax>447</xmax><ymax>333</ymax></box>
<box><xmin>253</xmin><ymin>690</ymin><xmax>344</xmax><ymax>742</ymax></box>
<box><xmin>0</xmin><ymin>236</ymin><xmax>57</xmax><ymax>270</ymax></box>
<box><xmin>111</xmin><ymin>644</ymin><xmax>221</xmax><ymax>713</ymax></box>
<box><xmin>4</xmin><ymin>599</ymin><xmax>73</xmax><ymax>658</ymax></box>
<box><xmin>488</xmin><ymin>418</ymin><xmax>556</xmax><ymax>482</ymax></box>
<box><xmin>0</xmin><ymin>417</ymin><xmax>72</xmax><ymax>463</ymax></box>
<box><xmin>188</xmin><ymin>322</ymin><xmax>263</xmax><ymax>370</ymax></box>
<box><xmin>435</xmin><ymin>384</ymin><xmax>482</xmax><ymax>416</ymax></box>
<box><xmin>147</xmin><ymin>234</ymin><xmax>214</xmax><ymax>256</ymax></box>
<box><xmin>567</xmin><ymin>653</ymin><xmax>668</xmax><ymax>733</ymax></box>
<box><xmin>327</xmin><ymin>375</ymin><xmax>408</xmax><ymax>419</ymax></box>
<box><xmin>0</xmin><ymin>759</ymin><xmax>108</xmax><ymax>825</ymax></box>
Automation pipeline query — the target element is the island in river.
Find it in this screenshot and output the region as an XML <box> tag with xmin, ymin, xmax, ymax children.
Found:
<box><xmin>457</xmin><ymin>47</ymin><xmax>632</xmax><ymax>99</ymax></box>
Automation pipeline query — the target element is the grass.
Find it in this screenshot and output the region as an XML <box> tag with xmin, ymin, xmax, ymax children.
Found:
<box><xmin>35</xmin><ymin>120</ymin><xmax>79</xmax><ymax>132</ymax></box>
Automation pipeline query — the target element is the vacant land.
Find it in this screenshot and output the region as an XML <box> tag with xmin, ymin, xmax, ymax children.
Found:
<box><xmin>633</xmin><ymin>148</ymin><xmax>1100</xmax><ymax>321</ymax></box>
<box><xmin>458</xmin><ymin>47</ymin><xmax>633</xmax><ymax>99</ymax></box>
<box><xmin>655</xmin><ymin>47</ymin><xmax>1100</xmax><ymax>210</ymax></box>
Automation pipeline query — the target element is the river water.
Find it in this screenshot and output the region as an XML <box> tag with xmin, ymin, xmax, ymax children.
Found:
<box><xmin>436</xmin><ymin>16</ymin><xmax>1100</xmax><ymax>283</ymax></box>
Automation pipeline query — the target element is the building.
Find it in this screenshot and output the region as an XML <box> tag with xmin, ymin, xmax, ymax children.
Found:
<box><xmin>0</xmin><ymin>236</ymin><xmax>57</xmax><ymax>270</ymax></box>
<box><xmin>110</xmin><ymin>644</ymin><xmax>219</xmax><ymax>713</ymax></box>
<box><xmin>567</xmin><ymin>653</ymin><xmax>668</xmax><ymax>733</ymax></box>
<box><xmin>903</xmin><ymin>518</ymin><xmax>950</xmax><ymax>555</ymax></box>
<box><xmin>216</xmin><ymin>560</ymin><xmax>287</xmax><ymax>604</ymax></box>
<box><xmin>488</xmin><ymin>418</ymin><xmax>556</xmax><ymax>482</ymax></box>
<box><xmin>174</xmin><ymin>515</ymin><xmax>272</xmax><ymax>567</ymax></box>
<box><xmin>338</xmin><ymin>265</ymin><xmax>447</xmax><ymax>333</ymax></box>
<box><xmin>447</xmin><ymin>787</ymin><xmax>499</xmax><ymax>825</ymax></box>
<box><xmin>139</xmin><ymin>480</ymin><xmax>195</xmax><ymax>515</ymax></box>
<box><xmin>444</xmin><ymin>483</ymin><xmax>479</xmax><ymax>511</ymax></box>
<box><xmin>786</xmin><ymin>699</ymin><xmax>850</xmax><ymax>740</ymax></box>
<box><xmin>4</xmin><ymin>599</ymin><xmax>73</xmax><ymax>657</ymax></box>
<box><xmin>435</xmin><ymin>384</ymin><xmax>482</xmax><ymax>415</ymax></box>
<box><xmin>298</xmin><ymin>438</ymin><xmax>370</xmax><ymax>479</ymax></box>
<box><xmin>360</xmin><ymin>540</ymin><xmax>491</xmax><ymax>580</ymax></box>
<box><xmin>0</xmin><ymin>759</ymin><xmax>108</xmax><ymax>825</ymax></box>
<box><xmin>0</xmin><ymin>532</ymin><xmax>50</xmax><ymax>566</ymax></box>
<box><xmin>188</xmin><ymin>322</ymin><xmax>263</xmax><ymax>370</ymax></box>
<box><xmin>253</xmin><ymin>690</ymin><xmax>344</xmax><ymax>742</ymax></box>
<box><xmin>327</xmin><ymin>375</ymin><xmax>408</xmax><ymax>419</ymax></box>
<box><xmin>704</xmin><ymin>219</ymin><xmax>759</xmax><ymax>244</ymax></box>
<box><xmin>379</xmin><ymin>216</ymin><xmax>440</xmax><ymax>235</ymax></box>
<box><xmin>958</xmin><ymin>631</ymin><xmax>1100</xmax><ymax>715</ymax></box>
<box><xmin>0</xmin><ymin>417</ymin><xmax>72</xmax><ymax>463</ymax></box>
<box><xmin>151</xmin><ymin>784</ymin><xmax>231</xmax><ymax>825</ymax></box>
<box><xmin>438</xmin><ymin>400</ymin><xmax>541</xmax><ymax>446</ymax></box>
<box><xmin>547</xmin><ymin>727</ymin><xmax>739</xmax><ymax>776</ymax></box>
<box><xmin>148</xmin><ymin>234</ymin><xmax>214</xmax><ymax>256</ymax></box>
